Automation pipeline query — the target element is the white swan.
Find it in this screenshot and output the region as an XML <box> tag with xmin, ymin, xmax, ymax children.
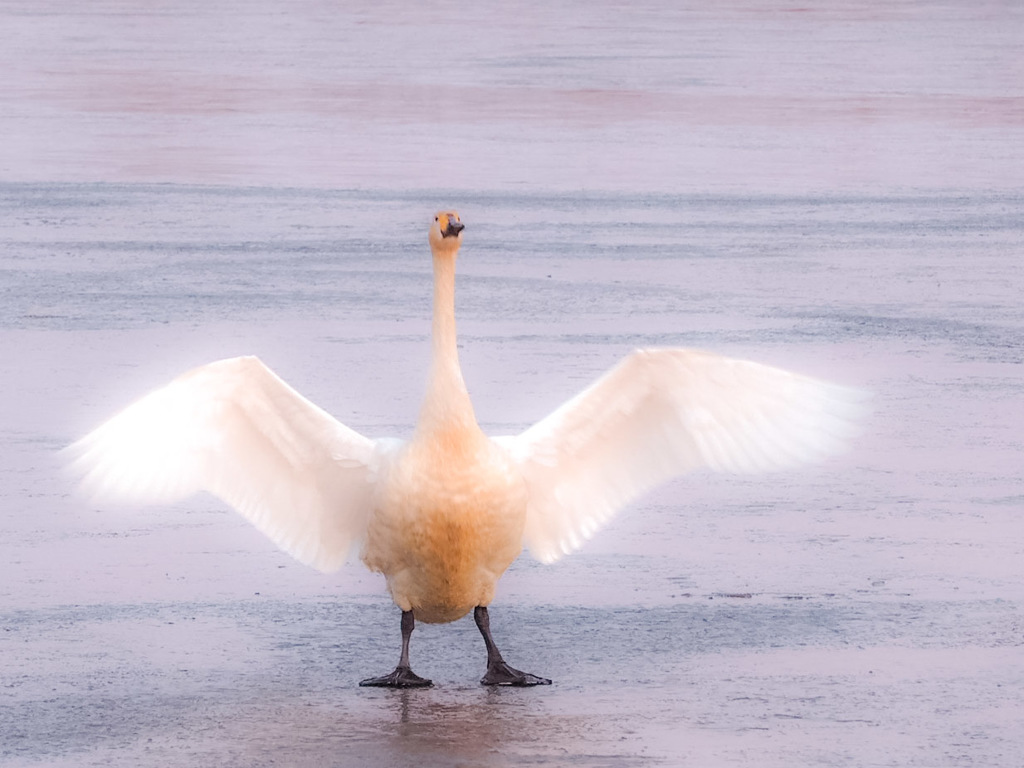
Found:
<box><xmin>67</xmin><ymin>211</ymin><xmax>864</xmax><ymax>687</ymax></box>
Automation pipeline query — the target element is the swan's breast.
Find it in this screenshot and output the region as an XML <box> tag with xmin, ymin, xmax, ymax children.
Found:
<box><xmin>362</xmin><ymin>429</ymin><xmax>527</xmax><ymax>623</ymax></box>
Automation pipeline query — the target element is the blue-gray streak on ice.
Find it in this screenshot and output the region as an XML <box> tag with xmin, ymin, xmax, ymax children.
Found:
<box><xmin>3</xmin><ymin>186</ymin><xmax>1023</xmax><ymax>359</ymax></box>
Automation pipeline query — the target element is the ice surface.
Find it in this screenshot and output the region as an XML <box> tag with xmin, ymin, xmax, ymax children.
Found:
<box><xmin>1</xmin><ymin>2</ymin><xmax>1023</xmax><ymax>767</ymax></box>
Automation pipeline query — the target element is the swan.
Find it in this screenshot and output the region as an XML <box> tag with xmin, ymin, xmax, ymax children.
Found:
<box><xmin>67</xmin><ymin>210</ymin><xmax>864</xmax><ymax>688</ymax></box>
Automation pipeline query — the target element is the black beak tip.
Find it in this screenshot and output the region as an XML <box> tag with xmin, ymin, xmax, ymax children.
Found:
<box><xmin>444</xmin><ymin>221</ymin><xmax>465</xmax><ymax>238</ymax></box>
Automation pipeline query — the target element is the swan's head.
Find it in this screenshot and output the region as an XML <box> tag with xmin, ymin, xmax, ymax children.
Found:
<box><xmin>428</xmin><ymin>210</ymin><xmax>465</xmax><ymax>257</ymax></box>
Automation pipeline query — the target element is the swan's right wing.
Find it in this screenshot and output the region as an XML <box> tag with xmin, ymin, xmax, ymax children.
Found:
<box><xmin>500</xmin><ymin>348</ymin><xmax>866</xmax><ymax>564</ymax></box>
<box><xmin>66</xmin><ymin>356</ymin><xmax>383</xmax><ymax>572</ymax></box>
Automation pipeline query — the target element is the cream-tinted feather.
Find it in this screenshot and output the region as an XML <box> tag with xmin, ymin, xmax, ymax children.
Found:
<box><xmin>499</xmin><ymin>348</ymin><xmax>866</xmax><ymax>564</ymax></box>
<box><xmin>66</xmin><ymin>355</ymin><xmax>381</xmax><ymax>572</ymax></box>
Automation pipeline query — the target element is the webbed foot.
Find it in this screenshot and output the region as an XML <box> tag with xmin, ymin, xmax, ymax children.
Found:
<box><xmin>359</xmin><ymin>665</ymin><xmax>433</xmax><ymax>688</ymax></box>
<box><xmin>481</xmin><ymin>661</ymin><xmax>552</xmax><ymax>686</ymax></box>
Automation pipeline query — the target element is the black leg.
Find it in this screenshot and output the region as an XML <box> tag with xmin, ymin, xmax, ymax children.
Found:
<box><xmin>359</xmin><ymin>609</ymin><xmax>433</xmax><ymax>688</ymax></box>
<box><xmin>474</xmin><ymin>606</ymin><xmax>551</xmax><ymax>686</ymax></box>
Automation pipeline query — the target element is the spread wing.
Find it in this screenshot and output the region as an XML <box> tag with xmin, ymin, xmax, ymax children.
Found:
<box><xmin>499</xmin><ymin>348</ymin><xmax>866</xmax><ymax>564</ymax></box>
<box><xmin>65</xmin><ymin>356</ymin><xmax>382</xmax><ymax>572</ymax></box>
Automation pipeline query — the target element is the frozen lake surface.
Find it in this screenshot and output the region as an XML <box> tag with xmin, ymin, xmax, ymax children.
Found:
<box><xmin>2</xmin><ymin>3</ymin><xmax>1023</xmax><ymax>767</ymax></box>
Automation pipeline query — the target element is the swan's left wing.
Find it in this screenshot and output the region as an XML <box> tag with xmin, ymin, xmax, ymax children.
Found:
<box><xmin>498</xmin><ymin>348</ymin><xmax>866</xmax><ymax>564</ymax></box>
<box><xmin>66</xmin><ymin>356</ymin><xmax>383</xmax><ymax>572</ymax></box>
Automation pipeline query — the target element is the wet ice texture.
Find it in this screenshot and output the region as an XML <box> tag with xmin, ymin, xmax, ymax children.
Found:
<box><xmin>2</xmin><ymin>600</ymin><xmax>1022</xmax><ymax>767</ymax></box>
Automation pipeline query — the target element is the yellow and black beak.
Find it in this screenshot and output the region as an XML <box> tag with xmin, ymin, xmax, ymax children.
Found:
<box><xmin>442</xmin><ymin>217</ymin><xmax>465</xmax><ymax>239</ymax></box>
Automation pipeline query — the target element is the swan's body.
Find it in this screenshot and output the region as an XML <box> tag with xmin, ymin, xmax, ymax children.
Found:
<box><xmin>366</xmin><ymin>420</ymin><xmax>527</xmax><ymax>624</ymax></box>
<box><xmin>68</xmin><ymin>211</ymin><xmax>864</xmax><ymax>686</ymax></box>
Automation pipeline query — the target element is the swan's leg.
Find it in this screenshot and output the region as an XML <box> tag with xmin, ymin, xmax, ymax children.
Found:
<box><xmin>359</xmin><ymin>609</ymin><xmax>433</xmax><ymax>688</ymax></box>
<box><xmin>474</xmin><ymin>606</ymin><xmax>552</xmax><ymax>686</ymax></box>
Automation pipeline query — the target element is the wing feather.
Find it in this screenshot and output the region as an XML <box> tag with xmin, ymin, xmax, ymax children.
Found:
<box><xmin>500</xmin><ymin>348</ymin><xmax>867</xmax><ymax>564</ymax></box>
<box><xmin>66</xmin><ymin>356</ymin><xmax>381</xmax><ymax>572</ymax></box>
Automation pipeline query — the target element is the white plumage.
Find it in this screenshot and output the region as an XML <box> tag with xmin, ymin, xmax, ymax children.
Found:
<box><xmin>70</xmin><ymin>355</ymin><xmax>381</xmax><ymax>572</ymax></box>
<box><xmin>504</xmin><ymin>348</ymin><xmax>862</xmax><ymax>565</ymax></box>
<box><xmin>66</xmin><ymin>210</ymin><xmax>864</xmax><ymax>686</ymax></box>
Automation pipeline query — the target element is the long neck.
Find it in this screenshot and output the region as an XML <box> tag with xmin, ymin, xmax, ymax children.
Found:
<box><xmin>417</xmin><ymin>251</ymin><xmax>478</xmax><ymax>434</ymax></box>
